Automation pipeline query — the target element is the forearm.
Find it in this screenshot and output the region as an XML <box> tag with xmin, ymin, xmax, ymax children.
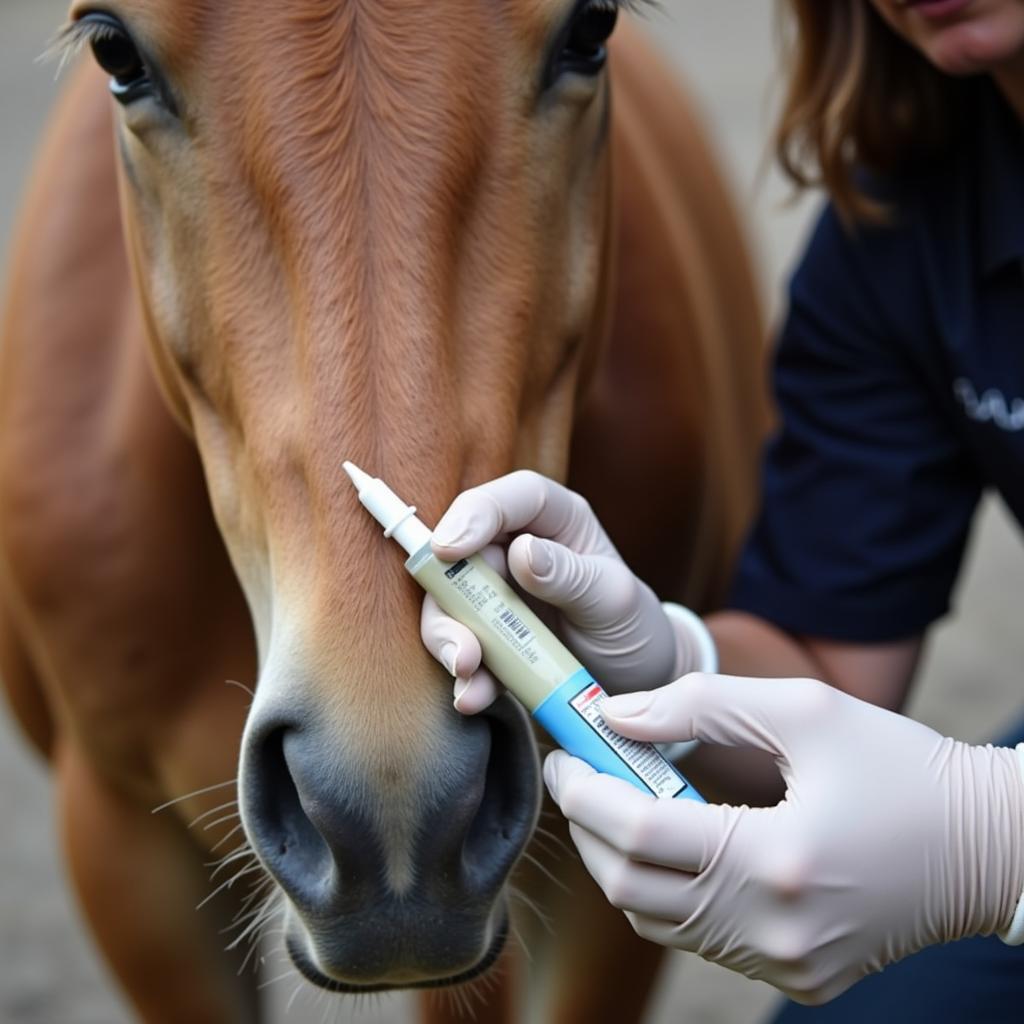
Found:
<box><xmin>678</xmin><ymin>610</ymin><xmax>923</xmax><ymax>805</ymax></box>
<box><xmin>708</xmin><ymin>610</ymin><xmax>922</xmax><ymax>705</ymax></box>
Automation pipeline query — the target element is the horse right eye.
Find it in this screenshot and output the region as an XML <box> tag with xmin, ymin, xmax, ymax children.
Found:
<box><xmin>81</xmin><ymin>14</ymin><xmax>152</xmax><ymax>103</ymax></box>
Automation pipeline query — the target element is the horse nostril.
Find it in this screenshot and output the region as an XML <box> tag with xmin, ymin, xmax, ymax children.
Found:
<box><xmin>238</xmin><ymin>696</ymin><xmax>542</xmax><ymax>986</ymax></box>
<box><xmin>241</xmin><ymin>694</ymin><xmax>541</xmax><ymax>922</ymax></box>
<box><xmin>241</xmin><ymin>727</ymin><xmax>334</xmax><ymax>912</ymax></box>
<box><xmin>460</xmin><ymin>697</ymin><xmax>542</xmax><ymax>894</ymax></box>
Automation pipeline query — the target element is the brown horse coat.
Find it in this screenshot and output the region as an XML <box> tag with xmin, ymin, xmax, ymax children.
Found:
<box><xmin>0</xmin><ymin>6</ymin><xmax>764</xmax><ymax>1021</ymax></box>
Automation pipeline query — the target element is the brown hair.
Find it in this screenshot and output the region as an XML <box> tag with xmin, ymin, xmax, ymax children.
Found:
<box><xmin>775</xmin><ymin>1</ymin><xmax>963</xmax><ymax>222</ymax></box>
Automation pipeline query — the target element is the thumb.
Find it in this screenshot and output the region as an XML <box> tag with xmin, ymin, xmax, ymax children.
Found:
<box><xmin>544</xmin><ymin>749</ymin><xmax>746</xmax><ymax>874</ymax></box>
<box><xmin>601</xmin><ymin>673</ymin><xmax>831</xmax><ymax>758</ymax></box>
<box><xmin>507</xmin><ymin>534</ymin><xmax>662</xmax><ymax>633</ymax></box>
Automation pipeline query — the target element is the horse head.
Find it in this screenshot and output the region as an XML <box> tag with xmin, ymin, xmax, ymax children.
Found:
<box><xmin>62</xmin><ymin>0</ymin><xmax>628</xmax><ymax>990</ymax></box>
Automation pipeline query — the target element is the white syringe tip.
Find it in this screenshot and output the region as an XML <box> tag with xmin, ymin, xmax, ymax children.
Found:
<box><xmin>342</xmin><ymin>460</ymin><xmax>374</xmax><ymax>493</ymax></box>
<box><xmin>342</xmin><ymin>462</ymin><xmax>432</xmax><ymax>556</ymax></box>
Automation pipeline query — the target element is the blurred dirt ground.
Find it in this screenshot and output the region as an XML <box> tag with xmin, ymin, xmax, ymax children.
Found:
<box><xmin>2</xmin><ymin>2</ymin><xmax>1022</xmax><ymax>1023</ymax></box>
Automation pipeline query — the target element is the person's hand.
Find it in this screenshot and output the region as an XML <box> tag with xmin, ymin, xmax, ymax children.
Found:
<box><xmin>543</xmin><ymin>673</ymin><xmax>1024</xmax><ymax>1004</ymax></box>
<box><xmin>419</xmin><ymin>470</ymin><xmax>715</xmax><ymax>713</ymax></box>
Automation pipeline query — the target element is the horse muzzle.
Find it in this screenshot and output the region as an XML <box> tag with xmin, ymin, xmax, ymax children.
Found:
<box><xmin>239</xmin><ymin>692</ymin><xmax>540</xmax><ymax>989</ymax></box>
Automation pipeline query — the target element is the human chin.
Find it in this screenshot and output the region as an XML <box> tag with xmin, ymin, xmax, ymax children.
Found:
<box><xmin>919</xmin><ymin>6</ymin><xmax>1024</xmax><ymax>75</ymax></box>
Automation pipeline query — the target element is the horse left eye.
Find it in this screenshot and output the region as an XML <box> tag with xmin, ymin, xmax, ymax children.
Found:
<box><xmin>560</xmin><ymin>1</ymin><xmax>618</xmax><ymax>75</ymax></box>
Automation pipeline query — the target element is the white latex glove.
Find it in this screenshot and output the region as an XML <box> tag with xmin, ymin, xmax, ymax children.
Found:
<box><xmin>543</xmin><ymin>673</ymin><xmax>1024</xmax><ymax>1005</ymax></box>
<box><xmin>419</xmin><ymin>470</ymin><xmax>714</xmax><ymax>713</ymax></box>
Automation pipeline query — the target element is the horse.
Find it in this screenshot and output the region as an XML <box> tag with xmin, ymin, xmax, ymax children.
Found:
<box><xmin>0</xmin><ymin>1</ymin><xmax>765</xmax><ymax>1021</ymax></box>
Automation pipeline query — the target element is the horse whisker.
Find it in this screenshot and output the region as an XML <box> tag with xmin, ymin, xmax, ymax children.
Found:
<box><xmin>507</xmin><ymin>884</ymin><xmax>554</xmax><ymax>934</ymax></box>
<box><xmin>203</xmin><ymin>810</ymin><xmax>242</xmax><ymax>832</ymax></box>
<box><xmin>459</xmin><ymin>982</ymin><xmax>478</xmax><ymax>1020</ymax></box>
<box><xmin>257</xmin><ymin>968</ymin><xmax>296</xmax><ymax>991</ymax></box>
<box><xmin>509</xmin><ymin>918</ymin><xmax>533</xmax><ymax>964</ymax></box>
<box><xmin>225</xmin><ymin>678</ymin><xmax>256</xmax><ymax>698</ymax></box>
<box><xmin>228</xmin><ymin>881</ymin><xmax>276</xmax><ymax>924</ymax></box>
<box><xmin>532</xmin><ymin>824</ymin><xmax>574</xmax><ymax>859</ymax></box>
<box><xmin>151</xmin><ymin>778</ymin><xmax>237</xmax><ymax>814</ymax></box>
<box><xmin>226</xmin><ymin>883</ymin><xmax>276</xmax><ymax>928</ymax></box>
<box><xmin>526</xmin><ymin>834</ymin><xmax>564</xmax><ymax>864</ymax></box>
<box><xmin>228</xmin><ymin>898</ymin><xmax>281</xmax><ymax>949</ymax></box>
<box><xmin>206</xmin><ymin>840</ymin><xmax>251</xmax><ymax>870</ymax></box>
<box><xmin>209</xmin><ymin>852</ymin><xmax>256</xmax><ymax>881</ymax></box>
<box><xmin>196</xmin><ymin>861</ymin><xmax>263</xmax><ymax>911</ymax></box>
<box><xmin>209</xmin><ymin>822</ymin><xmax>246</xmax><ymax>853</ymax></box>
<box><xmin>285</xmin><ymin>980</ymin><xmax>305</xmax><ymax>1014</ymax></box>
<box><xmin>188</xmin><ymin>799</ymin><xmax>238</xmax><ymax>830</ymax></box>
<box><xmin>518</xmin><ymin>850</ymin><xmax>570</xmax><ymax>895</ymax></box>
<box><xmin>237</xmin><ymin>906</ymin><xmax>283</xmax><ymax>973</ymax></box>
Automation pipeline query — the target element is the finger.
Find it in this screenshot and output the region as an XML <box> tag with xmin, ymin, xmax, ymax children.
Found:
<box><xmin>453</xmin><ymin>667</ymin><xmax>502</xmax><ymax>715</ymax></box>
<box><xmin>421</xmin><ymin>591</ymin><xmax>503</xmax><ymax>714</ymax></box>
<box><xmin>789</xmin><ymin>968</ymin><xmax>865</xmax><ymax>1008</ymax></box>
<box><xmin>420</xmin><ymin>594</ymin><xmax>483</xmax><ymax>679</ymax></box>
<box><xmin>505</xmin><ymin>534</ymin><xmax>677</xmax><ymax>685</ymax></box>
<box><xmin>568</xmin><ymin>822</ymin><xmax>699</xmax><ymax>920</ymax></box>
<box><xmin>598</xmin><ymin>673</ymin><xmax>839</xmax><ymax>757</ymax></box>
<box><xmin>627</xmin><ymin>911</ymin><xmax>693</xmax><ymax>952</ymax></box>
<box><xmin>543</xmin><ymin>751</ymin><xmax>738</xmax><ymax>874</ymax></box>
<box><xmin>419</xmin><ymin>543</ymin><xmax>505</xmax><ymax>674</ymax></box>
<box><xmin>625</xmin><ymin>913</ymin><xmax>855</xmax><ymax>1004</ymax></box>
<box><xmin>679</xmin><ymin>915</ymin><xmax>856</xmax><ymax>1008</ymax></box>
<box><xmin>507</xmin><ymin>534</ymin><xmax>665</xmax><ymax>633</ymax></box>
<box><xmin>431</xmin><ymin>471</ymin><xmax>618</xmax><ymax>560</ymax></box>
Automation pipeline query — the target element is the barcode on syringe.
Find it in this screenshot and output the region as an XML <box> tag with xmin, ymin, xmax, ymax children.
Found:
<box><xmin>499</xmin><ymin>608</ymin><xmax>531</xmax><ymax>641</ymax></box>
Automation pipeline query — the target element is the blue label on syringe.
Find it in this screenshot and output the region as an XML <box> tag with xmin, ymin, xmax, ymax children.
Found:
<box><xmin>533</xmin><ymin>669</ymin><xmax>704</xmax><ymax>803</ymax></box>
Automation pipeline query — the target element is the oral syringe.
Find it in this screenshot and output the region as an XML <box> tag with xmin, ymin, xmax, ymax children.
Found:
<box><xmin>343</xmin><ymin>461</ymin><xmax>703</xmax><ymax>802</ymax></box>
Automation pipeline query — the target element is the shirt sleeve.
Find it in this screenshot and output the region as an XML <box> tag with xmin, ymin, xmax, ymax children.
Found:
<box><xmin>728</xmin><ymin>202</ymin><xmax>983</xmax><ymax>642</ymax></box>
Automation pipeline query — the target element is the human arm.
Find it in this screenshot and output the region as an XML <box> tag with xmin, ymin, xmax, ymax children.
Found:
<box><xmin>690</xmin><ymin>613</ymin><xmax>922</xmax><ymax>803</ymax></box>
<box><xmin>543</xmin><ymin>673</ymin><xmax>1024</xmax><ymax>1004</ymax></box>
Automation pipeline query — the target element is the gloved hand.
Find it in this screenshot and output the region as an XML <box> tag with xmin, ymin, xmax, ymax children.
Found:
<box><xmin>419</xmin><ymin>470</ymin><xmax>715</xmax><ymax>713</ymax></box>
<box><xmin>544</xmin><ymin>673</ymin><xmax>1024</xmax><ymax>1005</ymax></box>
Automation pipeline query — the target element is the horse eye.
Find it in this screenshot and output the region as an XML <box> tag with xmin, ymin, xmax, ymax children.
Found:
<box><xmin>82</xmin><ymin>15</ymin><xmax>151</xmax><ymax>102</ymax></box>
<box><xmin>560</xmin><ymin>1</ymin><xmax>618</xmax><ymax>75</ymax></box>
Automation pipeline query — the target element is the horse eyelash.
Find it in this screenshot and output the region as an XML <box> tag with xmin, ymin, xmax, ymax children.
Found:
<box><xmin>618</xmin><ymin>0</ymin><xmax>659</xmax><ymax>15</ymax></box>
<box><xmin>40</xmin><ymin>19</ymin><xmax>120</xmax><ymax>77</ymax></box>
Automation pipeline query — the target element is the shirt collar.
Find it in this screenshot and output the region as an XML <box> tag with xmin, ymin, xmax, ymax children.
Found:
<box><xmin>977</xmin><ymin>85</ymin><xmax>1024</xmax><ymax>278</ymax></box>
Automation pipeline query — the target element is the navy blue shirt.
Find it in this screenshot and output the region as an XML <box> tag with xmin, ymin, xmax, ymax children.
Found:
<box><xmin>729</xmin><ymin>82</ymin><xmax>1024</xmax><ymax>642</ymax></box>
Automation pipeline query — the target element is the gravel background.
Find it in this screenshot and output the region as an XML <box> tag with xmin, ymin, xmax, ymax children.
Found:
<box><xmin>2</xmin><ymin>2</ymin><xmax>1022</xmax><ymax>1022</ymax></box>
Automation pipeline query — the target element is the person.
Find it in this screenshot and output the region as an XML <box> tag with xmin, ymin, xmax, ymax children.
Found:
<box><xmin>417</xmin><ymin>0</ymin><xmax>1024</xmax><ymax>1017</ymax></box>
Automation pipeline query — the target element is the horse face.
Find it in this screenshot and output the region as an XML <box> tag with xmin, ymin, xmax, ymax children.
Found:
<box><xmin>65</xmin><ymin>0</ymin><xmax>619</xmax><ymax>989</ymax></box>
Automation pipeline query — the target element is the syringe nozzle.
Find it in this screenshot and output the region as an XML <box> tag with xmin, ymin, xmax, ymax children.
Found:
<box><xmin>342</xmin><ymin>460</ymin><xmax>374</xmax><ymax>493</ymax></box>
